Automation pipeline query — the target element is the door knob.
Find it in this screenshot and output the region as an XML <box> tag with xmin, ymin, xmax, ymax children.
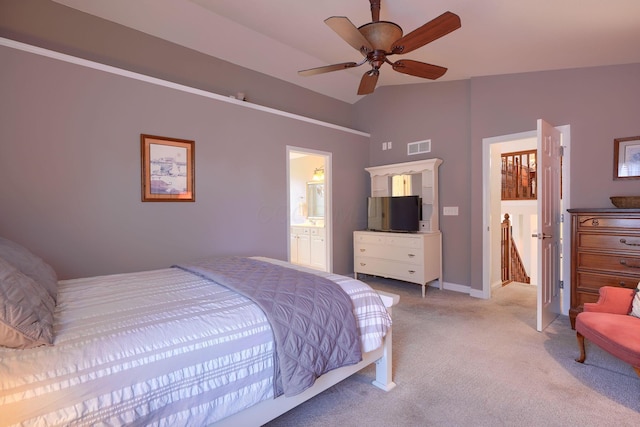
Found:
<box><xmin>532</xmin><ymin>233</ymin><xmax>552</xmax><ymax>239</ymax></box>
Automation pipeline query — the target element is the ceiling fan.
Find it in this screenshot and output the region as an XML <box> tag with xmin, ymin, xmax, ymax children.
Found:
<box><xmin>298</xmin><ymin>0</ymin><xmax>461</xmax><ymax>95</ymax></box>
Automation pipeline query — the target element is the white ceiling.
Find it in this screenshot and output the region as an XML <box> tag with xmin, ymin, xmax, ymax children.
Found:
<box><xmin>53</xmin><ymin>0</ymin><xmax>640</xmax><ymax>104</ymax></box>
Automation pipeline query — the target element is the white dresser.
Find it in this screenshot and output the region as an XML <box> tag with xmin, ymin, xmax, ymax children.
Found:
<box><xmin>354</xmin><ymin>230</ymin><xmax>442</xmax><ymax>297</ymax></box>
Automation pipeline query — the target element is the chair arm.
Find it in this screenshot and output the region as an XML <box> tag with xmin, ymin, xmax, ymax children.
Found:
<box><xmin>583</xmin><ymin>286</ymin><xmax>635</xmax><ymax>315</ymax></box>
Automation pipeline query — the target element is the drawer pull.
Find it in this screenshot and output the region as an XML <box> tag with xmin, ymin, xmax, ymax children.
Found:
<box><xmin>620</xmin><ymin>238</ymin><xmax>640</xmax><ymax>247</ymax></box>
<box><xmin>408</xmin><ymin>270</ymin><xmax>416</xmax><ymax>274</ymax></box>
<box><xmin>591</xmin><ymin>219</ymin><xmax>599</xmax><ymax>226</ymax></box>
<box><xmin>619</xmin><ymin>281</ymin><xmax>631</xmax><ymax>288</ymax></box>
<box><xmin>360</xmin><ymin>262</ymin><xmax>366</xmax><ymax>266</ymax></box>
<box><xmin>619</xmin><ymin>259</ymin><xmax>640</xmax><ymax>269</ymax></box>
<box><xmin>359</xmin><ymin>248</ymin><xmax>366</xmax><ymax>252</ymax></box>
<box><xmin>408</xmin><ymin>253</ymin><xmax>416</xmax><ymax>258</ymax></box>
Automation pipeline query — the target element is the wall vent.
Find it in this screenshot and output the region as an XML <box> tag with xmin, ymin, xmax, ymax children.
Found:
<box><xmin>407</xmin><ymin>139</ymin><xmax>431</xmax><ymax>155</ymax></box>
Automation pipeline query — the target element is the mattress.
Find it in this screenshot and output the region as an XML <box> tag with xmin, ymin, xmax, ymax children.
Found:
<box><xmin>0</xmin><ymin>258</ymin><xmax>391</xmax><ymax>426</ymax></box>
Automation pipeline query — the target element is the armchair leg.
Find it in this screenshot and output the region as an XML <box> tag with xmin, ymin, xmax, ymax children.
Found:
<box><xmin>575</xmin><ymin>332</ymin><xmax>586</xmax><ymax>363</ymax></box>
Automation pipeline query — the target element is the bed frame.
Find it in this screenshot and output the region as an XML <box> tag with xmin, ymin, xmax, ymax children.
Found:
<box><xmin>214</xmin><ymin>290</ymin><xmax>399</xmax><ymax>426</ymax></box>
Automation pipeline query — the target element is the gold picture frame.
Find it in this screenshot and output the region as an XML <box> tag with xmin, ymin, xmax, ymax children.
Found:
<box><xmin>141</xmin><ymin>134</ymin><xmax>195</xmax><ymax>202</ymax></box>
<box><xmin>614</xmin><ymin>136</ymin><xmax>640</xmax><ymax>180</ymax></box>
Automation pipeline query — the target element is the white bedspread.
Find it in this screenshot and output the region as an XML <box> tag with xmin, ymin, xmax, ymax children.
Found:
<box><xmin>0</xmin><ymin>259</ymin><xmax>391</xmax><ymax>426</ymax></box>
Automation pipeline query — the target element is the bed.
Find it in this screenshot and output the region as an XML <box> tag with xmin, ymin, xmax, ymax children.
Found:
<box><xmin>0</xmin><ymin>237</ymin><xmax>398</xmax><ymax>426</ymax></box>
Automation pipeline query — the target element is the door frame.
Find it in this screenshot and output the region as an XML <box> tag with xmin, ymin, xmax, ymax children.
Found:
<box><xmin>286</xmin><ymin>146</ymin><xmax>333</xmax><ymax>272</ymax></box>
<box><xmin>481</xmin><ymin>125</ymin><xmax>571</xmax><ymax>316</ymax></box>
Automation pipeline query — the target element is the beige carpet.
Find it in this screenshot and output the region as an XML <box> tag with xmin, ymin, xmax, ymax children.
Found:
<box><xmin>266</xmin><ymin>278</ymin><xmax>639</xmax><ymax>427</ymax></box>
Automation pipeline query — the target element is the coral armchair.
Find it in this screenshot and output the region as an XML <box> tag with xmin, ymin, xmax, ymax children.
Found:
<box><xmin>575</xmin><ymin>286</ymin><xmax>640</xmax><ymax>377</ymax></box>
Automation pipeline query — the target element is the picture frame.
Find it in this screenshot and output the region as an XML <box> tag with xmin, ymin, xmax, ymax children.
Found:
<box><xmin>141</xmin><ymin>134</ymin><xmax>195</xmax><ymax>202</ymax></box>
<box><xmin>614</xmin><ymin>136</ymin><xmax>640</xmax><ymax>180</ymax></box>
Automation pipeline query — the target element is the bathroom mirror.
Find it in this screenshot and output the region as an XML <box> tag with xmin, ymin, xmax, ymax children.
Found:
<box><xmin>306</xmin><ymin>182</ymin><xmax>325</xmax><ymax>219</ymax></box>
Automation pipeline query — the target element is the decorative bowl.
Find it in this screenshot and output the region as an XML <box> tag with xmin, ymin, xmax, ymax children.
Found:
<box><xmin>610</xmin><ymin>196</ymin><xmax>640</xmax><ymax>209</ymax></box>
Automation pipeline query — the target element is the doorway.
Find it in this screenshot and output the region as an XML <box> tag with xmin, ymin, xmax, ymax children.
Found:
<box><xmin>287</xmin><ymin>147</ymin><xmax>332</xmax><ymax>272</ymax></box>
<box><xmin>482</xmin><ymin>125</ymin><xmax>571</xmax><ymax>317</ymax></box>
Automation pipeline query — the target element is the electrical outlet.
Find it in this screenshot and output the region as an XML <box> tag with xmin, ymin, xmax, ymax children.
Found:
<box><xmin>382</xmin><ymin>142</ymin><xmax>387</xmax><ymax>150</ymax></box>
<box><xmin>387</xmin><ymin>141</ymin><xmax>392</xmax><ymax>149</ymax></box>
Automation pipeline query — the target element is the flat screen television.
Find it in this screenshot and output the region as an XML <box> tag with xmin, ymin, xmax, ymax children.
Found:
<box><xmin>367</xmin><ymin>195</ymin><xmax>420</xmax><ymax>233</ymax></box>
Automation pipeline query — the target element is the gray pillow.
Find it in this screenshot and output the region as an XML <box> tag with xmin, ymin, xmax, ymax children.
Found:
<box><xmin>0</xmin><ymin>237</ymin><xmax>57</xmax><ymax>302</ymax></box>
<box><xmin>0</xmin><ymin>257</ymin><xmax>55</xmax><ymax>348</ymax></box>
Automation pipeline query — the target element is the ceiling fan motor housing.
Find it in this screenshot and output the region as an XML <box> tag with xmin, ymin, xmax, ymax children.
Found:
<box><xmin>358</xmin><ymin>21</ymin><xmax>403</xmax><ymax>51</ymax></box>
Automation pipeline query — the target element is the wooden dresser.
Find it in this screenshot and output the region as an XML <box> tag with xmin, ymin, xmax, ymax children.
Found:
<box><xmin>568</xmin><ymin>208</ymin><xmax>640</xmax><ymax>328</ymax></box>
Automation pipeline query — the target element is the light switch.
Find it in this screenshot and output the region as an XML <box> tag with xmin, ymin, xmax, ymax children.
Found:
<box><xmin>443</xmin><ymin>206</ymin><xmax>459</xmax><ymax>216</ymax></box>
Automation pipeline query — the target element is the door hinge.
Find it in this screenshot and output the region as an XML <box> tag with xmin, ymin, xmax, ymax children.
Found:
<box><xmin>559</xmin><ymin>145</ymin><xmax>565</xmax><ymax>156</ymax></box>
<box><xmin>560</xmin><ymin>213</ymin><xmax>564</xmax><ymax>223</ymax></box>
<box><xmin>559</xmin><ymin>280</ymin><xmax>564</xmax><ymax>289</ymax></box>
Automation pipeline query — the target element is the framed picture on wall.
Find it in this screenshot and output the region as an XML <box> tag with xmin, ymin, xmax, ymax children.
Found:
<box><xmin>141</xmin><ymin>134</ymin><xmax>195</xmax><ymax>201</ymax></box>
<box><xmin>614</xmin><ymin>136</ymin><xmax>640</xmax><ymax>180</ymax></box>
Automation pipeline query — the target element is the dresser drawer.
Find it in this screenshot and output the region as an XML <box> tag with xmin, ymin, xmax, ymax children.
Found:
<box><xmin>355</xmin><ymin>243</ymin><xmax>423</xmax><ymax>264</ymax></box>
<box><xmin>354</xmin><ymin>256</ymin><xmax>425</xmax><ymax>285</ymax></box>
<box><xmin>576</xmin><ymin>271</ymin><xmax>640</xmax><ymax>292</ymax></box>
<box><xmin>574</xmin><ymin>291</ymin><xmax>601</xmax><ymax>308</ymax></box>
<box><xmin>354</xmin><ymin>232</ymin><xmax>423</xmax><ymax>249</ymax></box>
<box><xmin>576</xmin><ymin>214</ymin><xmax>640</xmax><ymax>231</ymax></box>
<box><xmin>577</xmin><ymin>252</ymin><xmax>640</xmax><ymax>274</ymax></box>
<box><xmin>578</xmin><ymin>233</ymin><xmax>640</xmax><ymax>253</ymax></box>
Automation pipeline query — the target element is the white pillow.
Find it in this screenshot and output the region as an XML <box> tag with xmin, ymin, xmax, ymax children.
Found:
<box><xmin>631</xmin><ymin>282</ymin><xmax>640</xmax><ymax>318</ymax></box>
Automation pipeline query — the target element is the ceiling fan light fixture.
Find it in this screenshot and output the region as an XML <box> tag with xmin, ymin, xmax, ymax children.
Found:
<box><xmin>358</xmin><ymin>21</ymin><xmax>402</xmax><ymax>51</ymax></box>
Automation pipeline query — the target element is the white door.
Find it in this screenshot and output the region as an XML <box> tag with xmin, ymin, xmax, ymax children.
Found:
<box><xmin>536</xmin><ymin>119</ymin><xmax>562</xmax><ymax>331</ymax></box>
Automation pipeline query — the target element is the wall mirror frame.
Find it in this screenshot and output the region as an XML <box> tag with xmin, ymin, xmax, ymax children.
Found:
<box><xmin>306</xmin><ymin>181</ymin><xmax>325</xmax><ymax>219</ymax></box>
<box><xmin>365</xmin><ymin>158</ymin><xmax>442</xmax><ymax>233</ymax></box>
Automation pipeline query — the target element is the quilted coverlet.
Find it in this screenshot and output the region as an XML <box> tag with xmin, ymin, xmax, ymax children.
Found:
<box><xmin>1</xmin><ymin>258</ymin><xmax>390</xmax><ymax>425</ymax></box>
<box><xmin>175</xmin><ymin>256</ymin><xmax>362</xmax><ymax>397</ymax></box>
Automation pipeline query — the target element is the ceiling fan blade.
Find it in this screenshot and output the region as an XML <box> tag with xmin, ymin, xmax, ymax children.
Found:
<box><xmin>298</xmin><ymin>62</ymin><xmax>360</xmax><ymax>77</ymax></box>
<box><xmin>392</xmin><ymin>11</ymin><xmax>461</xmax><ymax>55</ymax></box>
<box><xmin>392</xmin><ymin>59</ymin><xmax>447</xmax><ymax>80</ymax></box>
<box><xmin>325</xmin><ymin>16</ymin><xmax>373</xmax><ymax>53</ymax></box>
<box><xmin>357</xmin><ymin>69</ymin><xmax>379</xmax><ymax>95</ymax></box>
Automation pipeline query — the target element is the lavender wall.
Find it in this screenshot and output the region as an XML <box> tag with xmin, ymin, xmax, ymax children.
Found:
<box><xmin>355</xmin><ymin>64</ymin><xmax>640</xmax><ymax>292</ymax></box>
<box><xmin>354</xmin><ymin>81</ymin><xmax>471</xmax><ymax>288</ymax></box>
<box><xmin>469</xmin><ymin>64</ymin><xmax>640</xmax><ymax>291</ymax></box>
<box><xmin>2</xmin><ymin>0</ymin><xmax>639</xmax><ymax>293</ymax></box>
<box><xmin>0</xmin><ymin>0</ymin><xmax>354</xmax><ymax>129</ymax></box>
<box><xmin>0</xmin><ymin>45</ymin><xmax>369</xmax><ymax>279</ymax></box>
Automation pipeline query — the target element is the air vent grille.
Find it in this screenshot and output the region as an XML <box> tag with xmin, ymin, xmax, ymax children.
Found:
<box><xmin>407</xmin><ymin>139</ymin><xmax>431</xmax><ymax>155</ymax></box>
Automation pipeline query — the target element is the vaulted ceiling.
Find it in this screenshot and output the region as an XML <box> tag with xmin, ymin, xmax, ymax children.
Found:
<box><xmin>53</xmin><ymin>0</ymin><xmax>640</xmax><ymax>104</ymax></box>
